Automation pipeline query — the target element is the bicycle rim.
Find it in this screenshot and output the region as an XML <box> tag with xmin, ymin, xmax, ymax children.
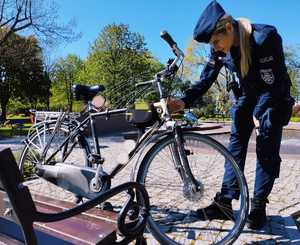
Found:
<box><xmin>137</xmin><ymin>132</ymin><xmax>248</xmax><ymax>245</ymax></box>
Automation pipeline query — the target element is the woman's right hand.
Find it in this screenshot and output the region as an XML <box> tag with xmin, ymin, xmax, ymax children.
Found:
<box><xmin>167</xmin><ymin>98</ymin><xmax>185</xmax><ymax>113</ymax></box>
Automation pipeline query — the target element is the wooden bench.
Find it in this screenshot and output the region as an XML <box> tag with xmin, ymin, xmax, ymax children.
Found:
<box><xmin>0</xmin><ymin>148</ymin><xmax>149</xmax><ymax>244</ymax></box>
<box><xmin>0</xmin><ymin>191</ymin><xmax>118</xmax><ymax>244</ymax></box>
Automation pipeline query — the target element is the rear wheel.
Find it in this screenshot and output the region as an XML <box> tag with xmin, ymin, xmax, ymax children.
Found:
<box><xmin>18</xmin><ymin>121</ymin><xmax>90</xmax><ymax>203</ymax></box>
<box><xmin>136</xmin><ymin>132</ymin><xmax>248</xmax><ymax>244</ymax></box>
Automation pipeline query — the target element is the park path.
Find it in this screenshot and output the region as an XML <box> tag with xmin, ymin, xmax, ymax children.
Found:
<box><xmin>0</xmin><ymin>122</ymin><xmax>299</xmax><ymax>244</ymax></box>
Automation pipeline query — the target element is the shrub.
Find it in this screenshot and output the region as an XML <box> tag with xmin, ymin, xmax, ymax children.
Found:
<box><xmin>293</xmin><ymin>104</ymin><xmax>300</xmax><ymax>116</ymax></box>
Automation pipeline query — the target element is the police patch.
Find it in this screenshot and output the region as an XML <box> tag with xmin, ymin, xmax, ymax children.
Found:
<box><xmin>259</xmin><ymin>56</ymin><xmax>274</xmax><ymax>63</ymax></box>
<box><xmin>260</xmin><ymin>69</ymin><xmax>274</xmax><ymax>84</ymax></box>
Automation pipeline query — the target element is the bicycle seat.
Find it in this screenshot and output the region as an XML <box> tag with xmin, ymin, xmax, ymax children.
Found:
<box><xmin>72</xmin><ymin>84</ymin><xmax>105</xmax><ymax>101</ymax></box>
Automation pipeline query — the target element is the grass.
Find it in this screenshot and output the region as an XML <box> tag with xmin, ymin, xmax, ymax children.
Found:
<box><xmin>290</xmin><ymin>116</ymin><xmax>300</xmax><ymax>122</ymax></box>
<box><xmin>0</xmin><ymin>124</ymin><xmax>32</xmax><ymax>137</ymax></box>
<box><xmin>0</xmin><ymin>113</ymin><xmax>33</xmax><ymax>137</ymax></box>
<box><xmin>0</xmin><ymin>127</ymin><xmax>13</xmax><ymax>137</ymax></box>
<box><xmin>7</xmin><ymin>114</ymin><xmax>30</xmax><ymax>120</ymax></box>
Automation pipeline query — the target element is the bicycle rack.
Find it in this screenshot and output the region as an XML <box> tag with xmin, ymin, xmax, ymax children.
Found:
<box><xmin>0</xmin><ymin>148</ymin><xmax>149</xmax><ymax>245</ymax></box>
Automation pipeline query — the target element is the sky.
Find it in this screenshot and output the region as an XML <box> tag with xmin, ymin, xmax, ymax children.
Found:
<box><xmin>54</xmin><ymin>0</ymin><xmax>300</xmax><ymax>63</ymax></box>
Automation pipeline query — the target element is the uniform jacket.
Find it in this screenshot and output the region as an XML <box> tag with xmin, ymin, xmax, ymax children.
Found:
<box><xmin>182</xmin><ymin>23</ymin><xmax>293</xmax><ymax>123</ymax></box>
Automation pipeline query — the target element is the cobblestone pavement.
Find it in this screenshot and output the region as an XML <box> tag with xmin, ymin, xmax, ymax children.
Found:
<box><xmin>1</xmin><ymin>123</ymin><xmax>300</xmax><ymax>244</ymax></box>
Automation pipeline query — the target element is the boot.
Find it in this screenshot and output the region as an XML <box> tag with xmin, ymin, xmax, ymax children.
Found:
<box><xmin>247</xmin><ymin>197</ymin><xmax>268</xmax><ymax>230</ymax></box>
<box><xmin>196</xmin><ymin>192</ymin><xmax>234</xmax><ymax>220</ymax></box>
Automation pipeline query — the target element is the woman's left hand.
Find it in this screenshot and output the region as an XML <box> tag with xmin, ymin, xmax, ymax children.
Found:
<box><xmin>253</xmin><ymin>116</ymin><xmax>260</xmax><ymax>135</ymax></box>
<box><xmin>167</xmin><ymin>98</ymin><xmax>185</xmax><ymax>113</ymax></box>
<box><xmin>253</xmin><ymin>116</ymin><xmax>260</xmax><ymax>127</ymax></box>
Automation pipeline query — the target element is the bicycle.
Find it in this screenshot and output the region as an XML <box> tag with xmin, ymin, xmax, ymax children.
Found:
<box><xmin>19</xmin><ymin>31</ymin><xmax>249</xmax><ymax>245</ymax></box>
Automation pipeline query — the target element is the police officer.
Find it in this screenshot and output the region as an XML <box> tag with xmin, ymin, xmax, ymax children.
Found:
<box><xmin>168</xmin><ymin>0</ymin><xmax>294</xmax><ymax>229</ymax></box>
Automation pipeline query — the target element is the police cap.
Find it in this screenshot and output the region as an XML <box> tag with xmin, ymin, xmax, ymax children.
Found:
<box><xmin>193</xmin><ymin>1</ymin><xmax>226</xmax><ymax>43</ymax></box>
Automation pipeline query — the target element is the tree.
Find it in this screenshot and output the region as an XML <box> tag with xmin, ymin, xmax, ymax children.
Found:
<box><xmin>0</xmin><ymin>33</ymin><xmax>49</xmax><ymax>120</ymax></box>
<box><xmin>0</xmin><ymin>0</ymin><xmax>78</xmax><ymax>47</ymax></box>
<box><xmin>183</xmin><ymin>39</ymin><xmax>207</xmax><ymax>81</ymax></box>
<box><xmin>79</xmin><ymin>23</ymin><xmax>163</xmax><ymax>108</ymax></box>
<box><xmin>183</xmin><ymin>39</ymin><xmax>232</xmax><ymax>117</ymax></box>
<box><xmin>50</xmin><ymin>54</ymin><xmax>84</xmax><ymax>111</ymax></box>
<box><xmin>285</xmin><ymin>46</ymin><xmax>300</xmax><ymax>102</ymax></box>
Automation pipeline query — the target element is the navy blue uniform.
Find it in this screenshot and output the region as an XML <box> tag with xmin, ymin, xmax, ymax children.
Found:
<box><xmin>182</xmin><ymin>24</ymin><xmax>294</xmax><ymax>200</ymax></box>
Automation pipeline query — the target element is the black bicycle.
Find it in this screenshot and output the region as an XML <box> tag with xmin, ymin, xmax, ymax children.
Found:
<box><xmin>19</xmin><ymin>31</ymin><xmax>249</xmax><ymax>245</ymax></box>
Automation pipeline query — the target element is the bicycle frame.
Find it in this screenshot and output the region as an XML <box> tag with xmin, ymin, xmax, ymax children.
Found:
<box><xmin>25</xmin><ymin>30</ymin><xmax>200</xmax><ymax>198</ymax></box>
<box><xmin>40</xmin><ymin>107</ymin><xmax>127</xmax><ymax>165</ymax></box>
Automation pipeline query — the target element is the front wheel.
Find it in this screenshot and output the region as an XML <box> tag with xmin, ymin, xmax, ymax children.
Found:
<box><xmin>136</xmin><ymin>132</ymin><xmax>248</xmax><ymax>245</ymax></box>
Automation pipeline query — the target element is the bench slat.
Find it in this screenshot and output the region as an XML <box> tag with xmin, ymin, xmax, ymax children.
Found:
<box><xmin>0</xmin><ymin>191</ymin><xmax>117</xmax><ymax>244</ymax></box>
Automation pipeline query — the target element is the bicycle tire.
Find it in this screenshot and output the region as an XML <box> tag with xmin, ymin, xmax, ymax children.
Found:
<box><xmin>136</xmin><ymin>131</ymin><xmax>249</xmax><ymax>245</ymax></box>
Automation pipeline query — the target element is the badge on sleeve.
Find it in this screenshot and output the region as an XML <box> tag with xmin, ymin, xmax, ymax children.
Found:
<box><xmin>259</xmin><ymin>56</ymin><xmax>274</xmax><ymax>63</ymax></box>
<box><xmin>260</xmin><ymin>68</ymin><xmax>274</xmax><ymax>84</ymax></box>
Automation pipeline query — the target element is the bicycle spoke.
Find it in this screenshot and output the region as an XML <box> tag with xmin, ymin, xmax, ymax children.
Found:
<box><xmin>138</xmin><ymin>132</ymin><xmax>248</xmax><ymax>244</ymax></box>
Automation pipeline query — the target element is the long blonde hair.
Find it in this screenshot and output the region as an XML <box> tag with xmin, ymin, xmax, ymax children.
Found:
<box><xmin>214</xmin><ymin>15</ymin><xmax>252</xmax><ymax>78</ymax></box>
<box><xmin>237</xmin><ymin>18</ymin><xmax>252</xmax><ymax>78</ymax></box>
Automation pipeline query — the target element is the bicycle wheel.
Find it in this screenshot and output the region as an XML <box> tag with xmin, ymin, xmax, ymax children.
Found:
<box><xmin>18</xmin><ymin>121</ymin><xmax>90</xmax><ymax>202</ymax></box>
<box><xmin>136</xmin><ymin>131</ymin><xmax>248</xmax><ymax>245</ymax></box>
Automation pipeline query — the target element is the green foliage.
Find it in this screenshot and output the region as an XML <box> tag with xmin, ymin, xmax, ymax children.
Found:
<box><xmin>182</xmin><ymin>39</ymin><xmax>234</xmax><ymax>116</ymax></box>
<box><xmin>50</xmin><ymin>54</ymin><xmax>84</xmax><ymax>111</ymax></box>
<box><xmin>0</xmin><ymin>33</ymin><xmax>50</xmax><ymax>120</ymax></box>
<box><xmin>78</xmin><ymin>23</ymin><xmax>163</xmax><ymax>108</ymax></box>
<box><xmin>290</xmin><ymin>117</ymin><xmax>300</xmax><ymax>122</ymax></box>
<box><xmin>183</xmin><ymin>39</ymin><xmax>207</xmax><ymax>81</ymax></box>
<box><xmin>192</xmin><ymin>91</ymin><xmax>218</xmax><ymax>118</ymax></box>
<box><xmin>285</xmin><ymin>46</ymin><xmax>300</xmax><ymax>101</ymax></box>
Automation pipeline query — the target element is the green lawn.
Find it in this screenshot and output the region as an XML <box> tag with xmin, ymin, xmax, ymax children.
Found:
<box><xmin>291</xmin><ymin>117</ymin><xmax>300</xmax><ymax>122</ymax></box>
<box><xmin>0</xmin><ymin>124</ymin><xmax>32</xmax><ymax>137</ymax></box>
<box><xmin>0</xmin><ymin>113</ymin><xmax>33</xmax><ymax>137</ymax></box>
<box><xmin>7</xmin><ymin>114</ymin><xmax>30</xmax><ymax>120</ymax></box>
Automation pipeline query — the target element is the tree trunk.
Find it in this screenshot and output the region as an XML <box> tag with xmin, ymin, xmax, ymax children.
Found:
<box><xmin>0</xmin><ymin>83</ymin><xmax>10</xmax><ymax>122</ymax></box>
<box><xmin>0</xmin><ymin>102</ymin><xmax>8</xmax><ymax>121</ymax></box>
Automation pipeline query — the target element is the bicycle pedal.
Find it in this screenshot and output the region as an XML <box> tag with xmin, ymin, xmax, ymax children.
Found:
<box><xmin>75</xmin><ymin>195</ymin><xmax>83</xmax><ymax>204</ymax></box>
<box><xmin>97</xmin><ymin>201</ymin><xmax>114</xmax><ymax>212</ymax></box>
<box><xmin>184</xmin><ymin>149</ymin><xmax>193</xmax><ymax>155</ymax></box>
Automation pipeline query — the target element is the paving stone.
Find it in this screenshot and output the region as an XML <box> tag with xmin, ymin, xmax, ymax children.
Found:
<box><xmin>1</xmin><ymin>123</ymin><xmax>300</xmax><ymax>244</ymax></box>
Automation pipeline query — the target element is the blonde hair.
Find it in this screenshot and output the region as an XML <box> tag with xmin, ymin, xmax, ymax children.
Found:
<box><xmin>214</xmin><ymin>16</ymin><xmax>252</xmax><ymax>78</ymax></box>
<box><xmin>237</xmin><ymin>18</ymin><xmax>252</xmax><ymax>78</ymax></box>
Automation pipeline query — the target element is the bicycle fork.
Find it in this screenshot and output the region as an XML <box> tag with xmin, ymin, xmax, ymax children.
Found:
<box><xmin>171</xmin><ymin>127</ymin><xmax>202</xmax><ymax>201</ymax></box>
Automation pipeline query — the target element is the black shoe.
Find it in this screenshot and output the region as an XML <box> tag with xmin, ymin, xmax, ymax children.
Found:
<box><xmin>246</xmin><ymin>197</ymin><xmax>268</xmax><ymax>230</ymax></box>
<box><xmin>196</xmin><ymin>192</ymin><xmax>233</xmax><ymax>220</ymax></box>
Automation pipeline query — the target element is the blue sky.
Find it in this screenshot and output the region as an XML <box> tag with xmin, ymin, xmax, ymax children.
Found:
<box><xmin>55</xmin><ymin>0</ymin><xmax>300</xmax><ymax>63</ymax></box>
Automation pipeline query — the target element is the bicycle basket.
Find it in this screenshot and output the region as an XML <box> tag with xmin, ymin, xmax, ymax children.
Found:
<box><xmin>126</xmin><ymin>100</ymin><xmax>158</xmax><ymax>127</ymax></box>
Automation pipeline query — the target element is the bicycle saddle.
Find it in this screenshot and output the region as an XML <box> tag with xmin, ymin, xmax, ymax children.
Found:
<box><xmin>72</xmin><ymin>84</ymin><xmax>105</xmax><ymax>101</ymax></box>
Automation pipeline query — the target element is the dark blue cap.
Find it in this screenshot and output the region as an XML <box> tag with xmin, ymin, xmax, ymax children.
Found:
<box><xmin>193</xmin><ymin>1</ymin><xmax>226</xmax><ymax>43</ymax></box>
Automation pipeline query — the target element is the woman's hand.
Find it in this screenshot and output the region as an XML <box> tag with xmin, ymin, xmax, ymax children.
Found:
<box><xmin>167</xmin><ymin>98</ymin><xmax>185</xmax><ymax>113</ymax></box>
<box><xmin>253</xmin><ymin>116</ymin><xmax>260</xmax><ymax>127</ymax></box>
<box><xmin>253</xmin><ymin>116</ymin><xmax>260</xmax><ymax>136</ymax></box>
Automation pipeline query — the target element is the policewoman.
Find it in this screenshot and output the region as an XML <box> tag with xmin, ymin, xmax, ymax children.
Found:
<box><xmin>168</xmin><ymin>1</ymin><xmax>294</xmax><ymax>229</ymax></box>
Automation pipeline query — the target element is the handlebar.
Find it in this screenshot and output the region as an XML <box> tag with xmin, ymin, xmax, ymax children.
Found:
<box><xmin>160</xmin><ymin>30</ymin><xmax>184</xmax><ymax>58</ymax></box>
<box><xmin>160</xmin><ymin>31</ymin><xmax>177</xmax><ymax>48</ymax></box>
<box><xmin>136</xmin><ymin>30</ymin><xmax>184</xmax><ymax>102</ymax></box>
